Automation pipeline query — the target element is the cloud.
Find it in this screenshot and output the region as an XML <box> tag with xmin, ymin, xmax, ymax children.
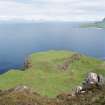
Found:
<box><xmin>0</xmin><ymin>0</ymin><xmax>105</xmax><ymax>21</ymax></box>
<box><xmin>0</xmin><ymin>0</ymin><xmax>14</xmax><ymax>1</ymax></box>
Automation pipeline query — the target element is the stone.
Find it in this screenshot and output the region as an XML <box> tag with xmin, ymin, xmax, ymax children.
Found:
<box><xmin>75</xmin><ymin>86</ymin><xmax>83</xmax><ymax>95</ymax></box>
<box><xmin>74</xmin><ymin>72</ymin><xmax>105</xmax><ymax>95</ymax></box>
<box><xmin>13</xmin><ymin>85</ymin><xmax>31</xmax><ymax>93</ymax></box>
<box><xmin>97</xmin><ymin>74</ymin><xmax>105</xmax><ymax>88</ymax></box>
<box><xmin>86</xmin><ymin>72</ymin><xmax>98</xmax><ymax>85</ymax></box>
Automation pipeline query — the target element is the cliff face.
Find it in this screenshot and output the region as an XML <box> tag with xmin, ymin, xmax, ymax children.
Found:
<box><xmin>102</xmin><ymin>18</ymin><xmax>105</xmax><ymax>22</ymax></box>
<box><xmin>24</xmin><ymin>57</ymin><xmax>32</xmax><ymax>69</ymax></box>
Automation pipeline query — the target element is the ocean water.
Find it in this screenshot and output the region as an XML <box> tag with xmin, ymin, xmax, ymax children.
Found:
<box><xmin>0</xmin><ymin>22</ymin><xmax>104</xmax><ymax>73</ymax></box>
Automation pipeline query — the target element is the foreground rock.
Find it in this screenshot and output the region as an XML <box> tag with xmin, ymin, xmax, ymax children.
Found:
<box><xmin>57</xmin><ymin>72</ymin><xmax>105</xmax><ymax>105</ymax></box>
<box><xmin>74</xmin><ymin>72</ymin><xmax>105</xmax><ymax>95</ymax></box>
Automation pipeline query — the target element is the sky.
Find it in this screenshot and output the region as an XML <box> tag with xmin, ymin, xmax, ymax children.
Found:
<box><xmin>0</xmin><ymin>0</ymin><xmax>105</xmax><ymax>21</ymax></box>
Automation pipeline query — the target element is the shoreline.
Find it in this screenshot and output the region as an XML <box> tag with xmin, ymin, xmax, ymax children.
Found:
<box><xmin>0</xmin><ymin>50</ymin><xmax>104</xmax><ymax>74</ymax></box>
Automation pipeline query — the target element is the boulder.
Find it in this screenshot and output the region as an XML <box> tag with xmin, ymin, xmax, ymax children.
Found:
<box><xmin>75</xmin><ymin>86</ymin><xmax>83</xmax><ymax>95</ymax></box>
<box><xmin>86</xmin><ymin>72</ymin><xmax>98</xmax><ymax>85</ymax></box>
<box><xmin>97</xmin><ymin>74</ymin><xmax>105</xmax><ymax>88</ymax></box>
<box><xmin>14</xmin><ymin>85</ymin><xmax>30</xmax><ymax>92</ymax></box>
<box><xmin>84</xmin><ymin>72</ymin><xmax>105</xmax><ymax>90</ymax></box>
<box><xmin>74</xmin><ymin>72</ymin><xmax>105</xmax><ymax>95</ymax></box>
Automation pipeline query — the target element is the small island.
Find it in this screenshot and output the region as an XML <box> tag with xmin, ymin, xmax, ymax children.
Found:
<box><xmin>81</xmin><ymin>18</ymin><xmax>105</xmax><ymax>29</ymax></box>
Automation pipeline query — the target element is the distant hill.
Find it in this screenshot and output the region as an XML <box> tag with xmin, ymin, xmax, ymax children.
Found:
<box><xmin>81</xmin><ymin>18</ymin><xmax>105</xmax><ymax>28</ymax></box>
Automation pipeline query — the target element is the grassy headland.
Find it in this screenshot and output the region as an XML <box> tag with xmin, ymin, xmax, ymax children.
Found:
<box><xmin>0</xmin><ymin>50</ymin><xmax>104</xmax><ymax>97</ymax></box>
<box><xmin>81</xmin><ymin>22</ymin><xmax>105</xmax><ymax>29</ymax></box>
<box><xmin>81</xmin><ymin>18</ymin><xmax>105</xmax><ymax>29</ymax></box>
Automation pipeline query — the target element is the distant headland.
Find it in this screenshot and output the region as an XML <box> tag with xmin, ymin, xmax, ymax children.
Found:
<box><xmin>81</xmin><ymin>18</ymin><xmax>105</xmax><ymax>29</ymax></box>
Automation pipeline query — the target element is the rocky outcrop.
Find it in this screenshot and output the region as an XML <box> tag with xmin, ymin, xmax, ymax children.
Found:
<box><xmin>24</xmin><ymin>57</ymin><xmax>32</xmax><ymax>69</ymax></box>
<box><xmin>0</xmin><ymin>85</ymin><xmax>34</xmax><ymax>96</ymax></box>
<box><xmin>58</xmin><ymin>53</ymin><xmax>81</xmax><ymax>70</ymax></box>
<box><xmin>74</xmin><ymin>72</ymin><xmax>105</xmax><ymax>95</ymax></box>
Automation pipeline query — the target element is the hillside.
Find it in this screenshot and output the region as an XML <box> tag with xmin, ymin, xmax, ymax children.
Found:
<box><xmin>0</xmin><ymin>50</ymin><xmax>104</xmax><ymax>98</ymax></box>
<box><xmin>0</xmin><ymin>73</ymin><xmax>105</xmax><ymax>105</ymax></box>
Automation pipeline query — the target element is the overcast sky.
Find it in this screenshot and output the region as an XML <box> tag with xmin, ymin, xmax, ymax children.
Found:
<box><xmin>0</xmin><ymin>0</ymin><xmax>105</xmax><ymax>21</ymax></box>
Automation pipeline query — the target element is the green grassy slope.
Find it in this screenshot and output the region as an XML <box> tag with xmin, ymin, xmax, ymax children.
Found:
<box><xmin>0</xmin><ymin>51</ymin><xmax>104</xmax><ymax>97</ymax></box>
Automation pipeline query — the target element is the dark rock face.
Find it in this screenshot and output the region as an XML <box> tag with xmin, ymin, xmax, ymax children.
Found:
<box><xmin>102</xmin><ymin>18</ymin><xmax>105</xmax><ymax>22</ymax></box>
<box><xmin>97</xmin><ymin>74</ymin><xmax>105</xmax><ymax>87</ymax></box>
<box><xmin>24</xmin><ymin>57</ymin><xmax>32</xmax><ymax>69</ymax></box>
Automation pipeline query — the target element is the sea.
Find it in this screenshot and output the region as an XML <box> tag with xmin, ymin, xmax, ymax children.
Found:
<box><xmin>0</xmin><ymin>22</ymin><xmax>104</xmax><ymax>73</ymax></box>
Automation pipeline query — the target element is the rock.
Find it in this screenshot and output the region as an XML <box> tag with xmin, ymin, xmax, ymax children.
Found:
<box><xmin>84</xmin><ymin>72</ymin><xmax>105</xmax><ymax>90</ymax></box>
<box><xmin>13</xmin><ymin>85</ymin><xmax>32</xmax><ymax>93</ymax></box>
<box><xmin>75</xmin><ymin>86</ymin><xmax>83</xmax><ymax>95</ymax></box>
<box><xmin>58</xmin><ymin>53</ymin><xmax>81</xmax><ymax>70</ymax></box>
<box><xmin>74</xmin><ymin>85</ymin><xmax>87</xmax><ymax>95</ymax></box>
<box><xmin>1</xmin><ymin>85</ymin><xmax>33</xmax><ymax>95</ymax></box>
<box><xmin>24</xmin><ymin>57</ymin><xmax>32</xmax><ymax>69</ymax></box>
<box><xmin>97</xmin><ymin>74</ymin><xmax>105</xmax><ymax>88</ymax></box>
<box><xmin>74</xmin><ymin>72</ymin><xmax>105</xmax><ymax>95</ymax></box>
<box><xmin>86</xmin><ymin>72</ymin><xmax>98</xmax><ymax>85</ymax></box>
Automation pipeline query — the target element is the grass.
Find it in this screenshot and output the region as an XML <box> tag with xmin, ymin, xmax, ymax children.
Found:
<box><xmin>0</xmin><ymin>50</ymin><xmax>104</xmax><ymax>97</ymax></box>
